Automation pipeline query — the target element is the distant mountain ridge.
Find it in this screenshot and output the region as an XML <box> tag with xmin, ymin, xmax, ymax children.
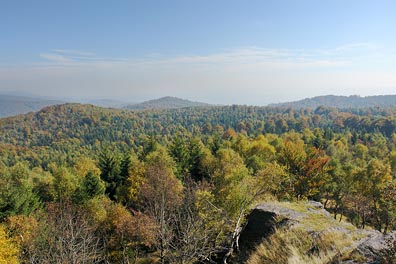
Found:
<box><xmin>270</xmin><ymin>95</ymin><xmax>396</xmax><ymax>108</ymax></box>
<box><xmin>124</xmin><ymin>96</ymin><xmax>210</xmax><ymax>110</ymax></box>
<box><xmin>4</xmin><ymin>94</ymin><xmax>396</xmax><ymax>118</ymax></box>
<box><xmin>0</xmin><ymin>94</ymin><xmax>210</xmax><ymax>117</ymax></box>
<box><xmin>0</xmin><ymin>94</ymin><xmax>63</xmax><ymax>117</ymax></box>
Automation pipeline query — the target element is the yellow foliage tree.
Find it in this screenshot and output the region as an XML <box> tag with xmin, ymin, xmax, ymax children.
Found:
<box><xmin>0</xmin><ymin>225</ymin><xmax>19</xmax><ymax>264</ymax></box>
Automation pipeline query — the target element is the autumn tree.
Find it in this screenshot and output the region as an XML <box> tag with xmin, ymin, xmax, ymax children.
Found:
<box><xmin>355</xmin><ymin>159</ymin><xmax>392</xmax><ymax>230</ymax></box>
<box><xmin>211</xmin><ymin>148</ymin><xmax>265</xmax><ymax>263</ymax></box>
<box><xmin>5</xmin><ymin>215</ymin><xmax>39</xmax><ymax>263</ymax></box>
<box><xmin>92</xmin><ymin>199</ymin><xmax>156</xmax><ymax>263</ymax></box>
<box><xmin>124</xmin><ymin>154</ymin><xmax>146</xmax><ymax>206</ymax></box>
<box><xmin>0</xmin><ymin>225</ymin><xmax>19</xmax><ymax>264</ymax></box>
<box><xmin>278</xmin><ymin>140</ymin><xmax>330</xmax><ymax>199</ymax></box>
<box><xmin>139</xmin><ymin>146</ymin><xmax>183</xmax><ymax>263</ymax></box>
<box><xmin>50</xmin><ymin>164</ymin><xmax>79</xmax><ymax>202</ymax></box>
<box><xmin>377</xmin><ymin>182</ymin><xmax>396</xmax><ymax>234</ymax></box>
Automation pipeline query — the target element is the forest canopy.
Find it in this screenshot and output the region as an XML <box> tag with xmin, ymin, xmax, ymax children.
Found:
<box><xmin>1</xmin><ymin>103</ymin><xmax>396</xmax><ymax>263</ymax></box>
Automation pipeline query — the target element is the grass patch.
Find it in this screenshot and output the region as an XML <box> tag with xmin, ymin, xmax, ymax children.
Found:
<box><xmin>246</xmin><ymin>201</ymin><xmax>364</xmax><ymax>264</ymax></box>
<box><xmin>246</xmin><ymin>227</ymin><xmax>357</xmax><ymax>264</ymax></box>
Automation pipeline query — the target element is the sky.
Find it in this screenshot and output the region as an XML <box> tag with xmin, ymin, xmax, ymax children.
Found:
<box><xmin>1</xmin><ymin>0</ymin><xmax>396</xmax><ymax>105</ymax></box>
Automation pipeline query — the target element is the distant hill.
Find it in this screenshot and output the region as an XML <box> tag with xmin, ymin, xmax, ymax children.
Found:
<box><xmin>124</xmin><ymin>96</ymin><xmax>210</xmax><ymax>110</ymax></box>
<box><xmin>270</xmin><ymin>95</ymin><xmax>396</xmax><ymax>109</ymax></box>
<box><xmin>0</xmin><ymin>94</ymin><xmax>63</xmax><ymax>117</ymax></box>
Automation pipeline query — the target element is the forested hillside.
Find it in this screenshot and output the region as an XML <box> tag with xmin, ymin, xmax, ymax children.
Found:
<box><xmin>271</xmin><ymin>95</ymin><xmax>396</xmax><ymax>109</ymax></box>
<box><xmin>1</xmin><ymin>103</ymin><xmax>396</xmax><ymax>263</ymax></box>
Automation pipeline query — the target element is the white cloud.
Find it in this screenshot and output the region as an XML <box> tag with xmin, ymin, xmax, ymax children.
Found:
<box><xmin>53</xmin><ymin>49</ymin><xmax>94</xmax><ymax>56</ymax></box>
<box><xmin>37</xmin><ymin>43</ymin><xmax>379</xmax><ymax>70</ymax></box>
<box><xmin>333</xmin><ymin>43</ymin><xmax>377</xmax><ymax>53</ymax></box>
<box><xmin>39</xmin><ymin>53</ymin><xmax>74</xmax><ymax>63</ymax></box>
<box><xmin>138</xmin><ymin>47</ymin><xmax>346</xmax><ymax>69</ymax></box>
<box><xmin>41</xmin><ymin>50</ymin><xmax>128</xmax><ymax>64</ymax></box>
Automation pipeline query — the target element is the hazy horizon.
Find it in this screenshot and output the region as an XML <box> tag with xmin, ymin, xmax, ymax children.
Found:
<box><xmin>2</xmin><ymin>1</ymin><xmax>396</xmax><ymax>105</ymax></box>
<box><xmin>3</xmin><ymin>91</ymin><xmax>396</xmax><ymax>108</ymax></box>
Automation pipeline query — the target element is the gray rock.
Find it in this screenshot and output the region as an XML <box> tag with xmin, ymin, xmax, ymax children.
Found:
<box><xmin>308</xmin><ymin>200</ymin><xmax>324</xmax><ymax>209</ymax></box>
<box><xmin>350</xmin><ymin>231</ymin><xmax>395</xmax><ymax>263</ymax></box>
<box><xmin>254</xmin><ymin>203</ymin><xmax>306</xmax><ymax>221</ymax></box>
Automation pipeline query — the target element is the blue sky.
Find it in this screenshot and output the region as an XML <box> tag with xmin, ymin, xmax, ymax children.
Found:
<box><xmin>1</xmin><ymin>0</ymin><xmax>396</xmax><ymax>104</ymax></box>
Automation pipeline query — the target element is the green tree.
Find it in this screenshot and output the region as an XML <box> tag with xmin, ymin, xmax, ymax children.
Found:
<box><xmin>98</xmin><ymin>150</ymin><xmax>121</xmax><ymax>201</ymax></box>
<box><xmin>74</xmin><ymin>171</ymin><xmax>105</xmax><ymax>203</ymax></box>
<box><xmin>0</xmin><ymin>163</ymin><xmax>40</xmax><ymax>219</ymax></box>
<box><xmin>51</xmin><ymin>165</ymin><xmax>78</xmax><ymax>202</ymax></box>
<box><xmin>188</xmin><ymin>137</ymin><xmax>214</xmax><ymax>182</ymax></box>
<box><xmin>169</xmin><ymin>135</ymin><xmax>190</xmax><ymax>180</ymax></box>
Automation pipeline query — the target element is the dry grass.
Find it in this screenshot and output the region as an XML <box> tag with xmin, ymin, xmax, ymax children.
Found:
<box><xmin>246</xmin><ymin>228</ymin><xmax>355</xmax><ymax>264</ymax></box>
<box><xmin>246</xmin><ymin>201</ymin><xmax>363</xmax><ymax>264</ymax></box>
<box><xmin>136</xmin><ymin>257</ymin><xmax>160</xmax><ymax>264</ymax></box>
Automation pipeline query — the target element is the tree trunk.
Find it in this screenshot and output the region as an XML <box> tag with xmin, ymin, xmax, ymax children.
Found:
<box><xmin>223</xmin><ymin>209</ymin><xmax>245</xmax><ymax>264</ymax></box>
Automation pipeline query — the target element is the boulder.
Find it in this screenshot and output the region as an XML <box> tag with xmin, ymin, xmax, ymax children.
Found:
<box><xmin>348</xmin><ymin>231</ymin><xmax>395</xmax><ymax>263</ymax></box>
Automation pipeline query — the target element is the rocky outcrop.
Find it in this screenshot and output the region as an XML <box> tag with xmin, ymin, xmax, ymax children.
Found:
<box><xmin>347</xmin><ymin>231</ymin><xmax>395</xmax><ymax>263</ymax></box>
<box><xmin>237</xmin><ymin>201</ymin><xmax>395</xmax><ymax>264</ymax></box>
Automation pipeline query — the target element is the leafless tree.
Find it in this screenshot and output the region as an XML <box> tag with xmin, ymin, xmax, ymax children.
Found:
<box><xmin>166</xmin><ymin>182</ymin><xmax>225</xmax><ymax>264</ymax></box>
<box><xmin>27</xmin><ymin>202</ymin><xmax>103</xmax><ymax>264</ymax></box>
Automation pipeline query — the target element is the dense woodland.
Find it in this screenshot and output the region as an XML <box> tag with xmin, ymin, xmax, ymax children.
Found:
<box><xmin>2</xmin><ymin>103</ymin><xmax>396</xmax><ymax>263</ymax></box>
